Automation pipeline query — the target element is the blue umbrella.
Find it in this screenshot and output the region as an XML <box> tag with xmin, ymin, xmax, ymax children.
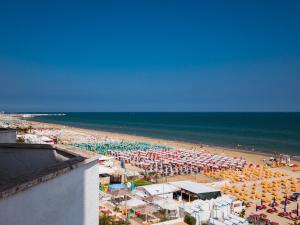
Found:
<box><xmin>255</xmin><ymin>204</ymin><xmax>258</xmax><ymax>212</ymax></box>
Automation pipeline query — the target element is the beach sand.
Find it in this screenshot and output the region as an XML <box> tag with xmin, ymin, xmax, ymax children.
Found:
<box><xmin>4</xmin><ymin>116</ymin><xmax>300</xmax><ymax>224</ymax></box>
<box><xmin>18</xmin><ymin>119</ymin><xmax>300</xmax><ymax>166</ymax></box>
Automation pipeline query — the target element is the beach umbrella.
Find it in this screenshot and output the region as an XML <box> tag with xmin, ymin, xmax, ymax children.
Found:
<box><xmin>261</xmin><ymin>199</ymin><xmax>263</xmax><ymax>206</ymax></box>
<box><xmin>263</xmin><ymin>196</ymin><xmax>271</xmax><ymax>203</ymax></box>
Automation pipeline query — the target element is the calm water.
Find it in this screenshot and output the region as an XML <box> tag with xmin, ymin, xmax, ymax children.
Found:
<box><xmin>30</xmin><ymin>113</ymin><xmax>300</xmax><ymax>156</ymax></box>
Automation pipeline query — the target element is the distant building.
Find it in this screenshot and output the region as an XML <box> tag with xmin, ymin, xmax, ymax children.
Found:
<box><xmin>0</xmin><ymin>128</ymin><xmax>16</xmax><ymax>143</ymax></box>
<box><xmin>0</xmin><ymin>144</ymin><xmax>99</xmax><ymax>225</ymax></box>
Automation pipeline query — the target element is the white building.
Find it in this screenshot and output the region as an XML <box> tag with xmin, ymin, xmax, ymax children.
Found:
<box><xmin>136</xmin><ymin>183</ymin><xmax>180</xmax><ymax>199</ymax></box>
<box><xmin>0</xmin><ymin>144</ymin><xmax>99</xmax><ymax>225</ymax></box>
<box><xmin>183</xmin><ymin>195</ymin><xmax>247</xmax><ymax>225</ymax></box>
<box><xmin>0</xmin><ymin>128</ymin><xmax>16</xmax><ymax>143</ymax></box>
<box><xmin>170</xmin><ymin>180</ymin><xmax>221</xmax><ymax>201</ymax></box>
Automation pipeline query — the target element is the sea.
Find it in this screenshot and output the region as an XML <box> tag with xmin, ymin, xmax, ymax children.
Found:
<box><xmin>29</xmin><ymin>112</ymin><xmax>300</xmax><ymax>156</ymax></box>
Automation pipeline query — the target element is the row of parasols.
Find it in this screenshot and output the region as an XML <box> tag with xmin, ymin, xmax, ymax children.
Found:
<box><xmin>110</xmin><ymin>148</ymin><xmax>246</xmax><ymax>176</ymax></box>
<box><xmin>73</xmin><ymin>142</ymin><xmax>247</xmax><ymax>176</ymax></box>
<box><xmin>221</xmin><ymin>178</ymin><xmax>299</xmax><ymax>202</ymax></box>
<box><xmin>207</xmin><ymin>165</ymin><xmax>288</xmax><ymax>183</ymax></box>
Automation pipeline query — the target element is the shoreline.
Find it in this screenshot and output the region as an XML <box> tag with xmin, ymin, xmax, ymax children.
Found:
<box><xmin>18</xmin><ymin>118</ymin><xmax>300</xmax><ymax>165</ymax></box>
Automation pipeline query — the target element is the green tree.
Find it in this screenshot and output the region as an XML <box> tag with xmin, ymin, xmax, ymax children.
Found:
<box><xmin>239</xmin><ymin>209</ymin><xmax>246</xmax><ymax>218</ymax></box>
<box><xmin>184</xmin><ymin>215</ymin><xmax>196</xmax><ymax>225</ymax></box>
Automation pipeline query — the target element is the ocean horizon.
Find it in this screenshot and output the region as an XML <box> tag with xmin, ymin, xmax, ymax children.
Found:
<box><xmin>27</xmin><ymin>112</ymin><xmax>300</xmax><ymax>156</ymax></box>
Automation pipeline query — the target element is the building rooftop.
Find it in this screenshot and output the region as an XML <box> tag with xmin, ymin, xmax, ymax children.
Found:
<box><xmin>141</xmin><ymin>183</ymin><xmax>180</xmax><ymax>196</ymax></box>
<box><xmin>0</xmin><ymin>143</ymin><xmax>98</xmax><ymax>199</ymax></box>
<box><xmin>169</xmin><ymin>180</ymin><xmax>219</xmax><ymax>194</ymax></box>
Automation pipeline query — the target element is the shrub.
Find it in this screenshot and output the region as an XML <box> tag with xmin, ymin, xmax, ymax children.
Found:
<box><xmin>184</xmin><ymin>215</ymin><xmax>196</xmax><ymax>225</ymax></box>
<box><xmin>239</xmin><ymin>209</ymin><xmax>246</xmax><ymax>218</ymax></box>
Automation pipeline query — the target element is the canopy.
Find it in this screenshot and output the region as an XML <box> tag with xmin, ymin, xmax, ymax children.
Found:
<box><xmin>170</xmin><ymin>180</ymin><xmax>221</xmax><ymax>200</ymax></box>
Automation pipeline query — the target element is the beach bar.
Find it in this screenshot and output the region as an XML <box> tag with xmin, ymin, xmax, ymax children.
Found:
<box><xmin>171</xmin><ymin>181</ymin><xmax>221</xmax><ymax>201</ymax></box>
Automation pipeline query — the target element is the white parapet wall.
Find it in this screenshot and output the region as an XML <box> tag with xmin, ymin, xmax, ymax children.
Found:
<box><xmin>0</xmin><ymin>159</ymin><xmax>99</xmax><ymax>225</ymax></box>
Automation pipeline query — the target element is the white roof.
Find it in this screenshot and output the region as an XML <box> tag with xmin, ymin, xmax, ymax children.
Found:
<box><xmin>98</xmin><ymin>155</ymin><xmax>114</xmax><ymax>161</ymax></box>
<box><xmin>170</xmin><ymin>180</ymin><xmax>219</xmax><ymax>194</ymax></box>
<box><xmin>120</xmin><ymin>198</ymin><xmax>146</xmax><ymax>209</ymax></box>
<box><xmin>154</xmin><ymin>199</ymin><xmax>178</xmax><ymax>211</ymax></box>
<box><xmin>142</xmin><ymin>183</ymin><xmax>180</xmax><ymax>196</ymax></box>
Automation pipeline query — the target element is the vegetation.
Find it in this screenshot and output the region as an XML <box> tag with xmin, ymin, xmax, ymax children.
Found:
<box><xmin>184</xmin><ymin>215</ymin><xmax>196</xmax><ymax>225</ymax></box>
<box><xmin>113</xmin><ymin>206</ymin><xmax>120</xmax><ymax>212</ymax></box>
<box><xmin>99</xmin><ymin>215</ymin><xmax>130</xmax><ymax>225</ymax></box>
<box><xmin>155</xmin><ymin>209</ymin><xmax>168</xmax><ymax>222</ymax></box>
<box><xmin>133</xmin><ymin>179</ymin><xmax>152</xmax><ymax>187</ymax></box>
<box><xmin>288</xmin><ymin>222</ymin><xmax>300</xmax><ymax>225</ymax></box>
<box><xmin>17</xmin><ymin>136</ymin><xmax>25</xmax><ymax>144</ymax></box>
<box><xmin>239</xmin><ymin>209</ymin><xmax>246</xmax><ymax>218</ymax></box>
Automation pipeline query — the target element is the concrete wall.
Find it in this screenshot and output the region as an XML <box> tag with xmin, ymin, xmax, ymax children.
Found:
<box><xmin>0</xmin><ymin>129</ymin><xmax>16</xmax><ymax>143</ymax></box>
<box><xmin>0</xmin><ymin>148</ymin><xmax>72</xmax><ymax>180</ymax></box>
<box><xmin>0</xmin><ymin>160</ymin><xmax>99</xmax><ymax>225</ymax></box>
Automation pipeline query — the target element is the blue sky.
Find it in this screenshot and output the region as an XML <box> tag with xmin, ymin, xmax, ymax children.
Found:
<box><xmin>0</xmin><ymin>0</ymin><xmax>299</xmax><ymax>112</ymax></box>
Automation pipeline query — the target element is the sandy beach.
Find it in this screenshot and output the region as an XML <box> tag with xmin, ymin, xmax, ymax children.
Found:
<box><xmin>9</xmin><ymin>116</ymin><xmax>299</xmax><ymax>166</ymax></box>
<box><xmin>2</xmin><ymin>114</ymin><xmax>300</xmax><ymax>225</ymax></box>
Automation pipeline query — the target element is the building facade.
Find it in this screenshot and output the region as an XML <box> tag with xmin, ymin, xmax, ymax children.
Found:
<box><xmin>0</xmin><ymin>144</ymin><xmax>99</xmax><ymax>225</ymax></box>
